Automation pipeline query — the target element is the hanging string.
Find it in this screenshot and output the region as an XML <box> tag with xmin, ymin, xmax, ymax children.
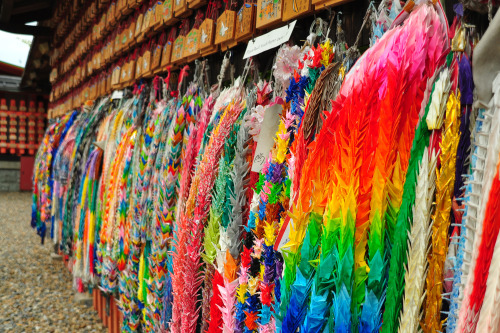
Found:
<box><xmin>153</xmin><ymin>76</ymin><xmax>161</xmax><ymax>101</ymax></box>
<box><xmin>202</xmin><ymin>59</ymin><xmax>211</xmax><ymax>95</ymax></box>
<box><xmin>325</xmin><ymin>9</ymin><xmax>336</xmax><ymax>42</ymax></box>
<box><xmin>216</xmin><ymin>51</ymin><xmax>231</xmax><ymax>96</ymax></box>
<box><xmin>167</xmin><ymin>26</ymin><xmax>178</xmax><ymax>43</ymax></box>
<box><xmin>223</xmin><ymin>0</ymin><xmax>237</xmax><ymax>10</ymax></box>
<box><xmin>488</xmin><ymin>0</ymin><xmax>493</xmax><ymax>21</ymax></box>
<box><xmin>180</xmin><ymin>19</ymin><xmax>190</xmax><ymax>36</ymax></box>
<box><xmin>193</xmin><ymin>59</ymin><xmax>202</xmax><ymax>88</ymax></box>
<box><xmin>238</xmin><ymin>57</ymin><xmax>253</xmax><ymax>96</ymax></box>
<box><xmin>158</xmin><ymin>31</ymin><xmax>167</xmax><ymax>46</ymax></box>
<box><xmin>194</xmin><ymin>10</ymin><xmax>205</xmax><ymax>29</ymax></box>
<box><xmin>207</xmin><ymin>0</ymin><xmax>223</xmax><ymax>20</ymax></box>
<box><xmin>307</xmin><ymin>17</ymin><xmax>327</xmax><ymax>46</ymax></box>
<box><xmin>348</xmin><ymin>1</ymin><xmax>375</xmax><ymax>57</ymax></box>
<box><xmin>177</xmin><ymin>65</ymin><xmax>190</xmax><ymax>96</ymax></box>
<box><xmin>164</xmin><ymin>67</ymin><xmax>172</xmax><ymax>93</ymax></box>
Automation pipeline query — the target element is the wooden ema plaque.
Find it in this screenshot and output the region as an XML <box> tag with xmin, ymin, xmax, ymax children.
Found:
<box><xmin>162</xmin><ymin>0</ymin><xmax>178</xmax><ymax>26</ymax></box>
<box><xmin>119</xmin><ymin>61</ymin><xmax>128</xmax><ymax>87</ymax></box>
<box><xmin>123</xmin><ymin>61</ymin><xmax>132</xmax><ymax>87</ymax></box>
<box><xmin>282</xmin><ymin>0</ymin><xmax>311</xmax><ymax>21</ymax></box>
<box><xmin>128</xmin><ymin>20</ymin><xmax>137</xmax><ymax>48</ymax></box>
<box><xmin>161</xmin><ymin>40</ymin><xmax>174</xmax><ymax>68</ymax></box>
<box><xmin>140</xmin><ymin>7</ymin><xmax>154</xmax><ymax>39</ymax></box>
<box><xmin>187</xmin><ymin>0</ymin><xmax>207</xmax><ymax>9</ymax></box>
<box><xmin>121</xmin><ymin>25</ymin><xmax>129</xmax><ymax>51</ymax></box>
<box><xmin>114</xmin><ymin>31</ymin><xmax>122</xmax><ymax>56</ymax></box>
<box><xmin>122</xmin><ymin>0</ymin><xmax>134</xmax><ymax>15</ymax></box>
<box><xmin>221</xmin><ymin>40</ymin><xmax>237</xmax><ymax>52</ymax></box>
<box><xmin>136</xmin><ymin>54</ymin><xmax>143</xmax><ymax>78</ymax></box>
<box><xmin>111</xmin><ymin>65</ymin><xmax>121</xmax><ymax>89</ymax></box>
<box><xmin>235</xmin><ymin>3</ymin><xmax>256</xmax><ymax>42</ymax></box>
<box><xmin>214</xmin><ymin>10</ymin><xmax>236</xmax><ymax>45</ymax></box>
<box><xmin>148</xmin><ymin>1</ymin><xmax>164</xmax><ymax>33</ymax></box>
<box><xmin>91</xmin><ymin>82</ymin><xmax>97</xmax><ymax>100</ymax></box>
<box><xmin>151</xmin><ymin>43</ymin><xmax>163</xmax><ymax>72</ymax></box>
<box><xmin>128</xmin><ymin>58</ymin><xmax>137</xmax><ymax>84</ymax></box>
<box><xmin>174</xmin><ymin>0</ymin><xmax>192</xmax><ymax>18</ymax></box>
<box><xmin>116</xmin><ymin>0</ymin><xmax>125</xmax><ymax>14</ymax></box>
<box><xmin>142</xmin><ymin>49</ymin><xmax>152</xmax><ymax>77</ymax></box>
<box><xmin>108</xmin><ymin>2</ymin><xmax>117</xmax><ymax>27</ymax></box>
<box><xmin>153</xmin><ymin>49</ymin><xmax>165</xmax><ymax>74</ymax></box>
<box><xmin>120</xmin><ymin>28</ymin><xmax>128</xmax><ymax>53</ymax></box>
<box><xmin>256</xmin><ymin>0</ymin><xmax>282</xmax><ymax>30</ymax></box>
<box><xmin>153</xmin><ymin>1</ymin><xmax>165</xmax><ymax>31</ymax></box>
<box><xmin>107</xmin><ymin>70</ymin><xmax>112</xmax><ymax>94</ymax></box>
<box><xmin>135</xmin><ymin>12</ymin><xmax>144</xmax><ymax>41</ymax></box>
<box><xmin>184</xmin><ymin>28</ymin><xmax>200</xmax><ymax>61</ymax></box>
<box><xmin>171</xmin><ymin>35</ymin><xmax>185</xmax><ymax>64</ymax></box>
<box><xmin>198</xmin><ymin>18</ymin><xmax>217</xmax><ymax>55</ymax></box>
<box><xmin>313</xmin><ymin>0</ymin><xmax>352</xmax><ymax>9</ymax></box>
<box><xmin>128</xmin><ymin>0</ymin><xmax>142</xmax><ymax>10</ymax></box>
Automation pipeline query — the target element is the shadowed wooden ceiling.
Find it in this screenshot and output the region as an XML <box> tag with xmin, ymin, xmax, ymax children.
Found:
<box><xmin>0</xmin><ymin>0</ymin><xmax>53</xmax><ymax>36</ymax></box>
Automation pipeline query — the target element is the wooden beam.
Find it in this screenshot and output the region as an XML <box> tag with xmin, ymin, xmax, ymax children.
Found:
<box><xmin>11</xmin><ymin>8</ymin><xmax>52</xmax><ymax>23</ymax></box>
<box><xmin>11</xmin><ymin>0</ymin><xmax>52</xmax><ymax>15</ymax></box>
<box><xmin>0</xmin><ymin>0</ymin><xmax>14</xmax><ymax>23</ymax></box>
<box><xmin>0</xmin><ymin>22</ymin><xmax>52</xmax><ymax>36</ymax></box>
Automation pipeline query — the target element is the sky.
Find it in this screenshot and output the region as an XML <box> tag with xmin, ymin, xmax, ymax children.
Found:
<box><xmin>0</xmin><ymin>30</ymin><xmax>33</xmax><ymax>68</ymax></box>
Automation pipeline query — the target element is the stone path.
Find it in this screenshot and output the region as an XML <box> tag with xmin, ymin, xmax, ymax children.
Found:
<box><xmin>0</xmin><ymin>192</ymin><xmax>106</xmax><ymax>333</ymax></box>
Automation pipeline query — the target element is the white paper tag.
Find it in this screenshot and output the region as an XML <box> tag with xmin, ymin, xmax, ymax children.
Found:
<box><xmin>111</xmin><ymin>90</ymin><xmax>124</xmax><ymax>100</ymax></box>
<box><xmin>251</xmin><ymin>104</ymin><xmax>282</xmax><ymax>173</ymax></box>
<box><xmin>274</xmin><ymin>215</ymin><xmax>291</xmax><ymax>253</ymax></box>
<box><xmin>243</xmin><ymin>20</ymin><xmax>296</xmax><ymax>59</ymax></box>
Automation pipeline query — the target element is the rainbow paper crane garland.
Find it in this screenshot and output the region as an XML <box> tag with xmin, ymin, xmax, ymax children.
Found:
<box><xmin>32</xmin><ymin>111</ymin><xmax>78</xmax><ymax>243</ymax></box>
<box><xmin>30</xmin><ymin>7</ymin><xmax>500</xmax><ymax>333</ymax></box>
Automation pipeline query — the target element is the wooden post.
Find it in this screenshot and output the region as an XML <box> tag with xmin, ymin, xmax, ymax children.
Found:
<box><xmin>97</xmin><ymin>290</ymin><xmax>103</xmax><ymax>323</ymax></box>
<box><xmin>93</xmin><ymin>288</ymin><xmax>97</xmax><ymax>311</ymax></box>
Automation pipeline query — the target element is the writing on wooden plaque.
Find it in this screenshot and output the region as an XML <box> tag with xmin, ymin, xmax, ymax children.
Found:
<box><xmin>161</xmin><ymin>41</ymin><xmax>173</xmax><ymax>67</ymax></box>
<box><xmin>111</xmin><ymin>65</ymin><xmax>121</xmax><ymax>88</ymax></box>
<box><xmin>135</xmin><ymin>12</ymin><xmax>144</xmax><ymax>39</ymax></box>
<box><xmin>187</xmin><ymin>0</ymin><xmax>207</xmax><ymax>9</ymax></box>
<box><xmin>313</xmin><ymin>0</ymin><xmax>352</xmax><ymax>9</ymax></box>
<box><xmin>140</xmin><ymin>6</ymin><xmax>153</xmax><ymax>38</ymax></box>
<box><xmin>141</xmin><ymin>48</ymin><xmax>151</xmax><ymax>77</ymax></box>
<box><xmin>235</xmin><ymin>3</ymin><xmax>256</xmax><ymax>42</ymax></box>
<box><xmin>174</xmin><ymin>0</ymin><xmax>192</xmax><ymax>18</ymax></box>
<box><xmin>214</xmin><ymin>10</ymin><xmax>236</xmax><ymax>45</ymax></box>
<box><xmin>198</xmin><ymin>18</ymin><xmax>216</xmax><ymax>53</ymax></box>
<box><xmin>153</xmin><ymin>1</ymin><xmax>164</xmax><ymax>31</ymax></box>
<box><xmin>120</xmin><ymin>61</ymin><xmax>128</xmax><ymax>84</ymax></box>
<box><xmin>128</xmin><ymin>20</ymin><xmax>136</xmax><ymax>48</ymax></box>
<box><xmin>184</xmin><ymin>28</ymin><xmax>199</xmax><ymax>59</ymax></box>
<box><xmin>282</xmin><ymin>0</ymin><xmax>311</xmax><ymax>21</ymax></box>
<box><xmin>256</xmin><ymin>0</ymin><xmax>282</xmax><ymax>29</ymax></box>
<box><xmin>163</xmin><ymin>0</ymin><xmax>177</xmax><ymax>26</ymax></box>
<box><xmin>128</xmin><ymin>0</ymin><xmax>141</xmax><ymax>9</ymax></box>
<box><xmin>136</xmin><ymin>54</ymin><xmax>143</xmax><ymax>78</ymax></box>
<box><xmin>171</xmin><ymin>35</ymin><xmax>185</xmax><ymax>64</ymax></box>
<box><xmin>152</xmin><ymin>43</ymin><xmax>163</xmax><ymax>71</ymax></box>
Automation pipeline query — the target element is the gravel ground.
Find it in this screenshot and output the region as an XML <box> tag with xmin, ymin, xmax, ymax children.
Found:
<box><xmin>0</xmin><ymin>192</ymin><xmax>106</xmax><ymax>333</ymax></box>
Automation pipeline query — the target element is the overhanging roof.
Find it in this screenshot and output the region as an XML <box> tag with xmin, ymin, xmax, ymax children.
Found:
<box><xmin>20</xmin><ymin>36</ymin><xmax>51</xmax><ymax>93</ymax></box>
<box><xmin>0</xmin><ymin>0</ymin><xmax>53</xmax><ymax>36</ymax></box>
<box><xmin>0</xmin><ymin>0</ymin><xmax>54</xmax><ymax>93</ymax></box>
<box><xmin>0</xmin><ymin>60</ymin><xmax>23</xmax><ymax>76</ymax></box>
